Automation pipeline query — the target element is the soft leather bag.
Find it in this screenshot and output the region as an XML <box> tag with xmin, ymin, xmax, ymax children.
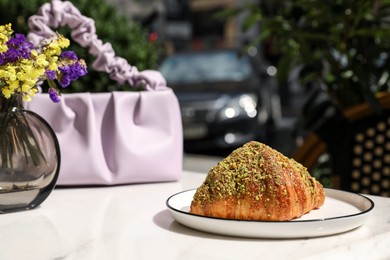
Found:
<box><xmin>25</xmin><ymin>0</ymin><xmax>183</xmax><ymax>185</ymax></box>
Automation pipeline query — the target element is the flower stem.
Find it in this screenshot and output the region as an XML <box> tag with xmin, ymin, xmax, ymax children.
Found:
<box><xmin>0</xmin><ymin>95</ymin><xmax>47</xmax><ymax>173</ymax></box>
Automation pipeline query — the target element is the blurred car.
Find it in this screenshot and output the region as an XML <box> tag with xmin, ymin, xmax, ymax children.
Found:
<box><xmin>159</xmin><ymin>49</ymin><xmax>279</xmax><ymax>152</ymax></box>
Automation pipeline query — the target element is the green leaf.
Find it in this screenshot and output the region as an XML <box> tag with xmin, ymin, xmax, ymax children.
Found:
<box><xmin>213</xmin><ymin>8</ymin><xmax>242</xmax><ymax>19</ymax></box>
<box><xmin>241</xmin><ymin>12</ymin><xmax>262</xmax><ymax>32</ymax></box>
<box><xmin>276</xmin><ymin>54</ymin><xmax>294</xmax><ymax>86</ymax></box>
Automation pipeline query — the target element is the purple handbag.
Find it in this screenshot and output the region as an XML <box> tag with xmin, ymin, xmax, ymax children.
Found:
<box><xmin>25</xmin><ymin>0</ymin><xmax>183</xmax><ymax>185</ymax></box>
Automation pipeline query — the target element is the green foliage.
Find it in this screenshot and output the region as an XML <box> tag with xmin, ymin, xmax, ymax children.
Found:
<box><xmin>0</xmin><ymin>0</ymin><xmax>161</xmax><ymax>92</ymax></box>
<box><xmin>227</xmin><ymin>0</ymin><xmax>390</xmax><ymax>109</ymax></box>
<box><xmin>227</xmin><ymin>1</ymin><xmax>390</xmax><ymax>182</ymax></box>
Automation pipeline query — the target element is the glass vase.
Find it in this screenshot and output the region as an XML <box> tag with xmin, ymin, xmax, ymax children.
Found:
<box><xmin>0</xmin><ymin>95</ymin><xmax>60</xmax><ymax>213</ymax></box>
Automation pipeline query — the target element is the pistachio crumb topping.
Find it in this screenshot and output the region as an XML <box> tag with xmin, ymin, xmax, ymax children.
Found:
<box><xmin>192</xmin><ymin>141</ymin><xmax>321</xmax><ymax>208</ymax></box>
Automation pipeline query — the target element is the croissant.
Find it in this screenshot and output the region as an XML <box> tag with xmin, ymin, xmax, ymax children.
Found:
<box><xmin>190</xmin><ymin>141</ymin><xmax>325</xmax><ymax>221</ymax></box>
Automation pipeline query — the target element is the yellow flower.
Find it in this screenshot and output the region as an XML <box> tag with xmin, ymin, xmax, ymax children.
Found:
<box><xmin>16</xmin><ymin>71</ymin><xmax>26</xmax><ymax>81</ymax></box>
<box><xmin>0</xmin><ymin>23</ymin><xmax>12</xmax><ymax>52</ymax></box>
<box><xmin>22</xmin><ymin>81</ymin><xmax>34</xmax><ymax>92</ymax></box>
<box><xmin>1</xmin><ymin>87</ymin><xmax>12</xmax><ymax>98</ymax></box>
<box><xmin>0</xmin><ymin>69</ymin><xmax>7</xmax><ymax>78</ymax></box>
<box><xmin>0</xmin><ymin>43</ymin><xmax>8</xmax><ymax>53</ymax></box>
<box><xmin>57</xmin><ymin>34</ymin><xmax>70</xmax><ymax>48</ymax></box>
<box><xmin>0</xmin><ymin>23</ymin><xmax>13</xmax><ymax>35</ymax></box>
<box><xmin>47</xmin><ymin>56</ymin><xmax>59</xmax><ymax>71</ymax></box>
<box><xmin>47</xmin><ymin>41</ymin><xmax>62</xmax><ymax>56</ymax></box>
<box><xmin>8</xmin><ymin>80</ymin><xmax>19</xmax><ymax>91</ymax></box>
<box><xmin>35</xmin><ymin>54</ymin><xmax>49</xmax><ymax>67</ymax></box>
<box><xmin>22</xmin><ymin>87</ymin><xmax>38</xmax><ymax>102</ymax></box>
<box><xmin>1</xmin><ymin>67</ymin><xmax>16</xmax><ymax>81</ymax></box>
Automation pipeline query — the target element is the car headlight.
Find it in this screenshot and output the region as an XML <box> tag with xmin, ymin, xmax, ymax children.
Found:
<box><xmin>218</xmin><ymin>94</ymin><xmax>258</xmax><ymax>120</ymax></box>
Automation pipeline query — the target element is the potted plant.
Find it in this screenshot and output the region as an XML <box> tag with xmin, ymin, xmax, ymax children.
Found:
<box><xmin>0</xmin><ymin>23</ymin><xmax>87</xmax><ymax>212</ymax></box>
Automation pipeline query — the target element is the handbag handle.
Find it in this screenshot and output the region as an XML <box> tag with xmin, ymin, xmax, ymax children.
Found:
<box><xmin>27</xmin><ymin>0</ymin><xmax>167</xmax><ymax>91</ymax></box>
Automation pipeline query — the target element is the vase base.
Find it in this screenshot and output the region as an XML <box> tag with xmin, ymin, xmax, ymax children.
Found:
<box><xmin>0</xmin><ymin>188</ymin><xmax>41</xmax><ymax>213</ymax></box>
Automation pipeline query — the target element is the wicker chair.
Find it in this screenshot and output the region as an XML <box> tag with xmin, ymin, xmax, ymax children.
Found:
<box><xmin>293</xmin><ymin>92</ymin><xmax>390</xmax><ymax>197</ymax></box>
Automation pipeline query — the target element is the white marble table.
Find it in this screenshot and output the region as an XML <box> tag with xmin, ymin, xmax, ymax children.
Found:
<box><xmin>1</xmin><ymin>170</ymin><xmax>390</xmax><ymax>260</ymax></box>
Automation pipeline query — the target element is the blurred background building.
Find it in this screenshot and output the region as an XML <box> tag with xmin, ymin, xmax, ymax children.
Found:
<box><xmin>105</xmin><ymin>0</ymin><xmax>260</xmax><ymax>54</ymax></box>
<box><xmin>105</xmin><ymin>0</ymin><xmax>301</xmax><ymax>153</ymax></box>
<box><xmin>105</xmin><ymin>0</ymin><xmax>302</xmax><ymax>158</ymax></box>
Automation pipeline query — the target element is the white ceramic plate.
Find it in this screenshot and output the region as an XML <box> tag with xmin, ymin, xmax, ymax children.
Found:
<box><xmin>166</xmin><ymin>188</ymin><xmax>374</xmax><ymax>238</ymax></box>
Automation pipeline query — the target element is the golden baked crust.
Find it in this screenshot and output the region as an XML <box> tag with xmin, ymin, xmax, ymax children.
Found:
<box><xmin>190</xmin><ymin>141</ymin><xmax>325</xmax><ymax>221</ymax></box>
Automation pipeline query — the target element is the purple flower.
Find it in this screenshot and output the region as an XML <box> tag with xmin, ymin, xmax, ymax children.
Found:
<box><xmin>58</xmin><ymin>61</ymin><xmax>88</xmax><ymax>88</ymax></box>
<box><xmin>60</xmin><ymin>50</ymin><xmax>78</xmax><ymax>60</ymax></box>
<box><xmin>7</xmin><ymin>34</ymin><xmax>34</xmax><ymax>53</ymax></box>
<box><xmin>58</xmin><ymin>66</ymin><xmax>71</xmax><ymax>87</ymax></box>
<box><xmin>0</xmin><ymin>33</ymin><xmax>34</xmax><ymax>64</ymax></box>
<box><xmin>48</xmin><ymin>88</ymin><xmax>61</xmax><ymax>103</ymax></box>
<box><xmin>45</xmin><ymin>70</ymin><xmax>56</xmax><ymax>80</ymax></box>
